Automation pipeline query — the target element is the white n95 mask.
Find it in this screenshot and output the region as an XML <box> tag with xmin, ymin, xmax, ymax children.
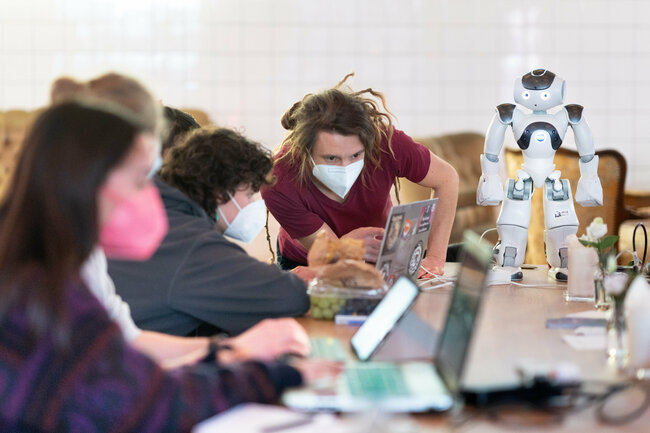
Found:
<box><xmin>311</xmin><ymin>156</ymin><xmax>364</xmax><ymax>199</ymax></box>
<box><xmin>217</xmin><ymin>194</ymin><xmax>267</xmax><ymax>244</ymax></box>
<box><xmin>147</xmin><ymin>154</ymin><xmax>163</xmax><ymax>178</ymax></box>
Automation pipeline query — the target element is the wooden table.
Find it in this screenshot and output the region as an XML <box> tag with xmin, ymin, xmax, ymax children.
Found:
<box><xmin>297</xmin><ymin>265</ymin><xmax>650</xmax><ymax>432</ymax></box>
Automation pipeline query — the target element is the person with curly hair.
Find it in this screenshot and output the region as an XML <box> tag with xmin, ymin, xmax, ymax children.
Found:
<box><xmin>50</xmin><ymin>76</ymin><xmax>313</xmax><ymax>368</ymax></box>
<box><xmin>262</xmin><ymin>74</ymin><xmax>459</xmax><ymax>275</ymax></box>
<box><xmin>108</xmin><ymin>127</ymin><xmax>310</xmax><ymax>337</ymax></box>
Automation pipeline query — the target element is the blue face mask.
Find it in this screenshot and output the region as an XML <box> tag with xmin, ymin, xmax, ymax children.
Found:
<box><xmin>147</xmin><ymin>154</ymin><xmax>163</xmax><ymax>178</ymax></box>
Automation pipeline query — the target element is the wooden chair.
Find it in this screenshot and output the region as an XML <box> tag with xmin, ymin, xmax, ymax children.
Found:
<box><xmin>504</xmin><ymin>147</ymin><xmax>627</xmax><ymax>264</ymax></box>
<box><xmin>0</xmin><ymin>109</ymin><xmax>41</xmax><ymax>200</ymax></box>
<box><xmin>397</xmin><ymin>132</ymin><xmax>498</xmax><ymax>244</ymax></box>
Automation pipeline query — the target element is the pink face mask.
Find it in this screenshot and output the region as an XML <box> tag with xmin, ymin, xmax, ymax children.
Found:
<box><xmin>99</xmin><ymin>185</ymin><xmax>168</xmax><ymax>261</ymax></box>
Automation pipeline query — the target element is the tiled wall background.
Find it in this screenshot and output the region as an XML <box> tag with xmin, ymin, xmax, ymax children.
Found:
<box><xmin>1</xmin><ymin>0</ymin><xmax>649</xmax><ymax>189</ymax></box>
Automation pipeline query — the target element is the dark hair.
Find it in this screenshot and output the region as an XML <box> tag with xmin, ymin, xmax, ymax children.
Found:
<box><xmin>162</xmin><ymin>106</ymin><xmax>200</xmax><ymax>158</ymax></box>
<box><xmin>276</xmin><ymin>73</ymin><xmax>394</xmax><ymax>185</ymax></box>
<box><xmin>0</xmin><ymin>102</ymin><xmax>142</xmax><ymax>340</ymax></box>
<box><xmin>160</xmin><ymin>127</ymin><xmax>273</xmax><ymax>219</ymax></box>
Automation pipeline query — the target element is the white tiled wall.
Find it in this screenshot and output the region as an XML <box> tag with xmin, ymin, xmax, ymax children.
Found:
<box><xmin>1</xmin><ymin>0</ymin><xmax>649</xmax><ymax>189</ymax></box>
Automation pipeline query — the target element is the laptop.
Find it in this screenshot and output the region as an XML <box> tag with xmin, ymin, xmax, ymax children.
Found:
<box><xmin>376</xmin><ymin>198</ymin><xmax>438</xmax><ymax>284</ymax></box>
<box><xmin>283</xmin><ymin>231</ymin><xmax>493</xmax><ymax>413</ymax></box>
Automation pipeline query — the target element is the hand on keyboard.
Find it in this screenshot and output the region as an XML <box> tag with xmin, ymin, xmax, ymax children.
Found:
<box><xmin>291</xmin><ymin>359</ymin><xmax>343</xmax><ymax>389</ymax></box>
<box><xmin>226</xmin><ymin>318</ymin><xmax>311</xmax><ymax>362</ymax></box>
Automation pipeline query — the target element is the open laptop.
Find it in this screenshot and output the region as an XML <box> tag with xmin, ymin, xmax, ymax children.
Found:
<box><xmin>376</xmin><ymin>198</ymin><xmax>438</xmax><ymax>285</ymax></box>
<box><xmin>283</xmin><ymin>231</ymin><xmax>492</xmax><ymax>413</ymax></box>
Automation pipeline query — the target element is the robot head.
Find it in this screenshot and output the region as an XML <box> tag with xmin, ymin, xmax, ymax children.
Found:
<box><xmin>513</xmin><ymin>69</ymin><xmax>565</xmax><ymax>111</ymax></box>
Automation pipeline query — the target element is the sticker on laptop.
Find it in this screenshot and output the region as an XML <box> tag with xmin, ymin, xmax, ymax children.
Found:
<box><xmin>402</xmin><ymin>219</ymin><xmax>413</xmax><ymax>238</ymax></box>
<box><xmin>385</xmin><ymin>213</ymin><xmax>404</xmax><ymax>253</ymax></box>
<box><xmin>416</xmin><ymin>203</ymin><xmax>435</xmax><ymax>234</ymax></box>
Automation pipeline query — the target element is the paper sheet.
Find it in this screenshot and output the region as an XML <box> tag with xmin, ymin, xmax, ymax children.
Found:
<box><xmin>193</xmin><ymin>403</ymin><xmax>341</xmax><ymax>433</ymax></box>
<box><xmin>574</xmin><ymin>326</ymin><xmax>606</xmax><ymax>336</ymax></box>
<box><xmin>562</xmin><ymin>334</ymin><xmax>606</xmax><ymax>351</ymax></box>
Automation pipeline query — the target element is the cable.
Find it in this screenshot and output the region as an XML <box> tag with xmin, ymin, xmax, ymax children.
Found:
<box><xmin>480</xmin><ymin>227</ymin><xmax>498</xmax><ymax>243</ymax></box>
<box><xmin>419</xmin><ymin>281</ymin><xmax>454</xmax><ymax>291</ymax></box>
<box><xmin>511</xmin><ymin>281</ymin><xmax>566</xmax><ymax>289</ymax></box>
<box><xmin>632</xmin><ymin>222</ymin><xmax>648</xmax><ymax>269</ymax></box>
<box><xmin>461</xmin><ymin>379</ymin><xmax>648</xmax><ymax>428</ymax></box>
<box><xmin>418</xmin><ymin>265</ymin><xmax>439</xmax><ymax>278</ymax></box>
<box><xmin>417</xmin><ymin>264</ymin><xmax>456</xmax><ymax>289</ymax></box>
<box><xmin>615</xmin><ymin>249</ymin><xmax>633</xmax><ymax>260</ymax></box>
<box><xmin>418</xmin><ymin>266</ymin><xmax>456</xmax><ymax>282</ymax></box>
<box><xmin>595</xmin><ymin>381</ymin><xmax>650</xmax><ymax>425</ymax></box>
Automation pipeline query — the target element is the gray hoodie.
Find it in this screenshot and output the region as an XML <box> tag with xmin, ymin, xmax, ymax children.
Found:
<box><xmin>108</xmin><ymin>176</ymin><xmax>309</xmax><ymax>336</ymax></box>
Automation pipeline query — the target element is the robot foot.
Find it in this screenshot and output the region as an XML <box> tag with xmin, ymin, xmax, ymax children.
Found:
<box><xmin>488</xmin><ymin>266</ymin><xmax>523</xmax><ymax>284</ymax></box>
<box><xmin>511</xmin><ymin>270</ymin><xmax>523</xmax><ymax>281</ymax></box>
<box><xmin>549</xmin><ymin>267</ymin><xmax>568</xmax><ymax>282</ymax></box>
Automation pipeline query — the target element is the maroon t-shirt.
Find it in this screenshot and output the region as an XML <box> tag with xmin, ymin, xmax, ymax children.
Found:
<box><xmin>261</xmin><ymin>129</ymin><xmax>431</xmax><ymax>264</ymax></box>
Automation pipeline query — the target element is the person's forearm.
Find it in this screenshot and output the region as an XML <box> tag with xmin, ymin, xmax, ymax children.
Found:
<box><xmin>132</xmin><ymin>329</ymin><xmax>289</xmax><ymax>369</ymax></box>
<box><xmin>132</xmin><ymin>331</ymin><xmax>209</xmax><ymax>368</ymax></box>
<box><xmin>427</xmin><ymin>171</ymin><xmax>459</xmax><ymax>260</ymax></box>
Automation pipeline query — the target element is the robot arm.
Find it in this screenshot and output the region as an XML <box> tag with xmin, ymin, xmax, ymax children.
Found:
<box><xmin>477</xmin><ymin>104</ymin><xmax>512</xmax><ymax>206</ymax></box>
<box><xmin>566</xmin><ymin>104</ymin><xmax>603</xmax><ymax>207</ymax></box>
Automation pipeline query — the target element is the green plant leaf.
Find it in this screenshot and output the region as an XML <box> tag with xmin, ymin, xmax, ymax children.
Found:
<box><xmin>599</xmin><ymin>235</ymin><xmax>618</xmax><ymax>250</ymax></box>
<box><xmin>578</xmin><ymin>239</ymin><xmax>595</xmax><ymax>247</ymax></box>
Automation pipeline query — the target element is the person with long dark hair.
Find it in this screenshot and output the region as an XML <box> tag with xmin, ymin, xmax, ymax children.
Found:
<box><xmin>0</xmin><ymin>101</ymin><xmax>327</xmax><ymax>431</ymax></box>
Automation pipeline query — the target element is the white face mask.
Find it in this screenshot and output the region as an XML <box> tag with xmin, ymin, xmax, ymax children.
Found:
<box><xmin>147</xmin><ymin>154</ymin><xmax>163</xmax><ymax>178</ymax></box>
<box><xmin>311</xmin><ymin>156</ymin><xmax>364</xmax><ymax>199</ymax></box>
<box><xmin>217</xmin><ymin>193</ymin><xmax>266</xmax><ymax>244</ymax></box>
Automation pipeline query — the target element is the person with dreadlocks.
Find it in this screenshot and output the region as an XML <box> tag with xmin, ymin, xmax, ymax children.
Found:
<box><xmin>262</xmin><ymin>74</ymin><xmax>459</xmax><ymax>276</ymax></box>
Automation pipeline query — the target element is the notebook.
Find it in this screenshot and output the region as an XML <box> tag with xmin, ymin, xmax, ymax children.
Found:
<box><xmin>283</xmin><ymin>230</ymin><xmax>492</xmax><ymax>413</ymax></box>
<box><xmin>376</xmin><ymin>198</ymin><xmax>438</xmax><ymax>285</ymax></box>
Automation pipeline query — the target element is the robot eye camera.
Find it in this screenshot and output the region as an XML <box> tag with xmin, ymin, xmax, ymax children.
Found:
<box><xmin>522</xmin><ymin>69</ymin><xmax>556</xmax><ymax>90</ymax></box>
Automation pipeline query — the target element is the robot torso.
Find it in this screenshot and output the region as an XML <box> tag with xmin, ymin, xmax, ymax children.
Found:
<box><xmin>512</xmin><ymin>108</ymin><xmax>570</xmax><ymax>188</ymax></box>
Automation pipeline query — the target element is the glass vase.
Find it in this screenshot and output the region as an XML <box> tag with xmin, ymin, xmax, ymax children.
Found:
<box><xmin>606</xmin><ymin>299</ymin><xmax>628</xmax><ymax>369</ymax></box>
<box><xmin>594</xmin><ymin>278</ymin><xmax>609</xmax><ymax>310</ymax></box>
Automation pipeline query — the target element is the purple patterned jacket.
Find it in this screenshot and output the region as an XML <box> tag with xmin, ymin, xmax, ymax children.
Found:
<box><xmin>0</xmin><ymin>281</ymin><xmax>301</xmax><ymax>432</ymax></box>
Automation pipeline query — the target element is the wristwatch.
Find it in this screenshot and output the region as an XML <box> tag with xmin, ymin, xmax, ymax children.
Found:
<box><xmin>202</xmin><ymin>334</ymin><xmax>233</xmax><ymax>364</ymax></box>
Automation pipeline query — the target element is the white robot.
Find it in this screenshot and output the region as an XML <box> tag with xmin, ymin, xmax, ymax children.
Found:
<box><xmin>477</xmin><ymin>69</ymin><xmax>603</xmax><ymax>281</ymax></box>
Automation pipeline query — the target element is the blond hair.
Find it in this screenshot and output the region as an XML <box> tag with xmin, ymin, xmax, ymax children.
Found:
<box><xmin>50</xmin><ymin>72</ymin><xmax>163</xmax><ymax>137</ymax></box>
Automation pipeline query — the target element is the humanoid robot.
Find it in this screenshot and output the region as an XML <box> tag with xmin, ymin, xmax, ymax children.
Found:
<box><xmin>477</xmin><ymin>69</ymin><xmax>603</xmax><ymax>281</ymax></box>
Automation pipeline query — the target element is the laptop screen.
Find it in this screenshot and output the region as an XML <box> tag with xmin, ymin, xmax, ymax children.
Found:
<box><xmin>376</xmin><ymin>198</ymin><xmax>438</xmax><ymax>284</ymax></box>
<box><xmin>434</xmin><ymin>234</ymin><xmax>491</xmax><ymax>396</ymax></box>
<box><xmin>350</xmin><ymin>277</ymin><xmax>419</xmax><ymax>361</ymax></box>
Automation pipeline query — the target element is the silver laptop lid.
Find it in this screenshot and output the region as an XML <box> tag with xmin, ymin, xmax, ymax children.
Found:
<box><xmin>350</xmin><ymin>276</ymin><xmax>419</xmax><ymax>361</ymax></box>
<box><xmin>434</xmin><ymin>231</ymin><xmax>492</xmax><ymax>397</ymax></box>
<box><xmin>376</xmin><ymin>198</ymin><xmax>438</xmax><ymax>284</ymax></box>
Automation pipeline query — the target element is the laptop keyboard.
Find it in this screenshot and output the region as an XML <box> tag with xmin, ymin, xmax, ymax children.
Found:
<box><xmin>345</xmin><ymin>364</ymin><xmax>409</xmax><ymax>397</ymax></box>
<box><xmin>309</xmin><ymin>337</ymin><xmax>348</xmax><ymax>361</ymax></box>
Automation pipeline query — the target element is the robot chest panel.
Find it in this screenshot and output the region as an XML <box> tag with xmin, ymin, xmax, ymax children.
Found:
<box><xmin>513</xmin><ymin>117</ymin><xmax>567</xmax><ymax>152</ymax></box>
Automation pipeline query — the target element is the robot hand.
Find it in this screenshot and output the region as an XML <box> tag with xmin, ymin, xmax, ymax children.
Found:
<box><xmin>477</xmin><ymin>154</ymin><xmax>504</xmax><ymax>206</ymax></box>
<box><xmin>575</xmin><ymin>155</ymin><xmax>603</xmax><ymax>207</ymax></box>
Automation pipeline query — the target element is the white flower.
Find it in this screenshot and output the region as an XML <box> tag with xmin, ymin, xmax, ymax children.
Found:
<box><xmin>603</xmin><ymin>272</ymin><xmax>628</xmax><ymax>296</ymax></box>
<box><xmin>586</xmin><ymin>217</ymin><xmax>608</xmax><ymax>241</ymax></box>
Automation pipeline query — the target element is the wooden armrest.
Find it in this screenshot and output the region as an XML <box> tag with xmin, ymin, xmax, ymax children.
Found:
<box><xmin>624</xmin><ymin>189</ymin><xmax>650</xmax><ymax>209</ymax></box>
